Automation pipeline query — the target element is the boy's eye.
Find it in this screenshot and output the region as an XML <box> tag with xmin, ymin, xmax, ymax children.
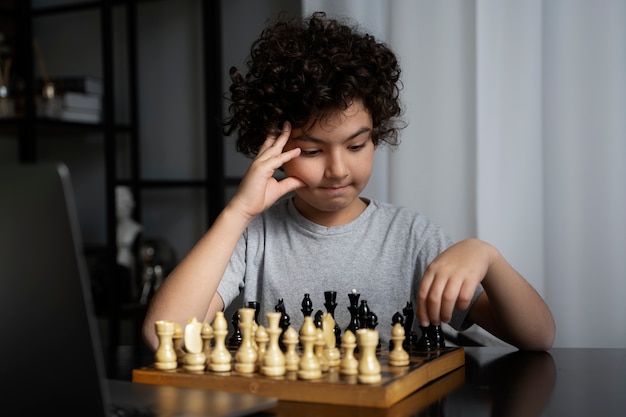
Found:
<box><xmin>349</xmin><ymin>144</ymin><xmax>366</xmax><ymax>151</ymax></box>
<box><xmin>301</xmin><ymin>149</ymin><xmax>321</xmax><ymax>156</ymax></box>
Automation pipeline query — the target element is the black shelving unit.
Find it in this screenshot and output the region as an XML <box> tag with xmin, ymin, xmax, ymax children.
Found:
<box><xmin>1</xmin><ymin>0</ymin><xmax>225</xmax><ymax>378</ymax></box>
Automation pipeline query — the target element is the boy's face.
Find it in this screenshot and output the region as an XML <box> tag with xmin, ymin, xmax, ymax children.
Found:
<box><xmin>283</xmin><ymin>99</ymin><xmax>375</xmax><ymax>226</ymax></box>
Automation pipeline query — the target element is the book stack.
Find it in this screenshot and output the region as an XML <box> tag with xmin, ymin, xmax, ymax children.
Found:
<box><xmin>36</xmin><ymin>76</ymin><xmax>103</xmax><ymax>123</ymax></box>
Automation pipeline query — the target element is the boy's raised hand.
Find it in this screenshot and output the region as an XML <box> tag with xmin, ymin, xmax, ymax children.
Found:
<box><xmin>417</xmin><ymin>238</ymin><xmax>494</xmax><ymax>327</ymax></box>
<box><xmin>229</xmin><ymin>121</ymin><xmax>306</xmax><ymax>222</ymax></box>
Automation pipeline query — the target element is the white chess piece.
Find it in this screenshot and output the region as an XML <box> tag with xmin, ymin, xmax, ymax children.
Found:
<box><xmin>297</xmin><ymin>316</ymin><xmax>322</xmax><ymax>380</ymax></box>
<box><xmin>339</xmin><ymin>330</ymin><xmax>358</xmax><ymax>376</ymax></box>
<box><xmin>209</xmin><ymin>311</ymin><xmax>232</xmax><ymax>372</ymax></box>
<box><xmin>235</xmin><ymin>308</ymin><xmax>257</xmax><ymax>374</ymax></box>
<box><xmin>357</xmin><ymin>328</ymin><xmax>382</xmax><ymax>384</ymax></box>
<box><xmin>261</xmin><ymin>312</ymin><xmax>286</xmax><ymax>377</ymax></box>
<box><xmin>183</xmin><ymin>317</ymin><xmax>206</xmax><ymax>371</ymax></box>
<box><xmin>389</xmin><ymin>322</ymin><xmax>410</xmax><ymax>367</ymax></box>
<box><xmin>282</xmin><ymin>327</ymin><xmax>300</xmax><ymax>372</ymax></box>
<box><xmin>154</xmin><ymin>320</ymin><xmax>177</xmax><ymax>370</ymax></box>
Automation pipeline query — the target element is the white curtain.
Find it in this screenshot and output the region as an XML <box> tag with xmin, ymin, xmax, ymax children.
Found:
<box><xmin>303</xmin><ymin>0</ymin><xmax>626</xmax><ymax>348</ymax></box>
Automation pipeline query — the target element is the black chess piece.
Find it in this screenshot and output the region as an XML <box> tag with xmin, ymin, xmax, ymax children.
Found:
<box><xmin>357</xmin><ymin>300</ymin><xmax>370</xmax><ymax>329</ymax></box>
<box><xmin>390</xmin><ymin>311</ymin><xmax>405</xmax><ymax>350</ymax></box>
<box><xmin>402</xmin><ymin>301</ymin><xmax>418</xmax><ymax>348</ymax></box>
<box><xmin>274</xmin><ymin>298</ymin><xmax>291</xmax><ymax>350</ymax></box>
<box><xmin>416</xmin><ymin>325</ymin><xmax>434</xmax><ymax>352</ymax></box>
<box><xmin>346</xmin><ymin>290</ymin><xmax>360</xmax><ymax>334</ymax></box>
<box><xmin>247</xmin><ymin>300</ymin><xmax>260</xmax><ymax>324</ymax></box>
<box><xmin>314</xmin><ymin>309</ymin><xmax>324</xmax><ymax>328</ymax></box>
<box><xmin>323</xmin><ymin>290</ymin><xmax>342</xmax><ymax>346</ymax></box>
<box><xmin>301</xmin><ymin>293</ymin><xmax>313</xmax><ymax>317</ymax></box>
<box><xmin>430</xmin><ymin>324</ymin><xmax>445</xmax><ymax>349</ymax></box>
<box><xmin>228</xmin><ymin>311</ymin><xmax>242</xmax><ymax>348</ymax></box>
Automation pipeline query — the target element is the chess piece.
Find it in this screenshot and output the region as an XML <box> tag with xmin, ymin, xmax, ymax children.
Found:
<box><xmin>261</xmin><ymin>312</ymin><xmax>286</xmax><ymax>377</ymax></box>
<box><xmin>154</xmin><ymin>320</ymin><xmax>177</xmax><ymax>370</ymax></box>
<box><xmin>255</xmin><ymin>325</ymin><xmax>269</xmax><ymax>368</ymax></box>
<box><xmin>275</xmin><ymin>298</ymin><xmax>291</xmax><ymax>350</ymax></box>
<box><xmin>314</xmin><ymin>309</ymin><xmax>324</xmax><ymax>328</ymax></box>
<box><xmin>357</xmin><ymin>300</ymin><xmax>370</xmax><ymax>329</ymax></box>
<box><xmin>228</xmin><ymin>311</ymin><xmax>242</xmax><ymax>348</ymax></box>
<box><xmin>430</xmin><ymin>324</ymin><xmax>446</xmax><ymax>349</ymax></box>
<box><xmin>314</xmin><ymin>327</ymin><xmax>329</xmax><ymax>372</ymax></box>
<box><xmin>247</xmin><ymin>301</ymin><xmax>260</xmax><ymax>323</ymax></box>
<box><xmin>324</xmin><ymin>290</ymin><xmax>342</xmax><ymax>346</ymax></box>
<box><xmin>339</xmin><ymin>330</ymin><xmax>358</xmax><ymax>376</ymax></box>
<box><xmin>201</xmin><ymin>322</ymin><xmax>213</xmax><ymax>365</ymax></box>
<box><xmin>322</xmin><ymin>312</ymin><xmax>341</xmax><ymax>367</ymax></box>
<box><xmin>209</xmin><ymin>311</ymin><xmax>232</xmax><ymax>372</ymax></box>
<box><xmin>390</xmin><ymin>312</ymin><xmax>405</xmax><ymax>350</ymax></box>
<box><xmin>282</xmin><ymin>327</ymin><xmax>300</xmax><ymax>372</ymax></box>
<box><xmin>346</xmin><ymin>289</ymin><xmax>360</xmax><ymax>334</ymax></box>
<box><xmin>172</xmin><ymin>323</ymin><xmax>185</xmax><ymax>365</ymax></box>
<box><xmin>356</xmin><ymin>328</ymin><xmax>382</xmax><ymax>384</ymax></box>
<box><xmin>183</xmin><ymin>317</ymin><xmax>206</xmax><ymax>371</ymax></box>
<box><xmin>389</xmin><ymin>323</ymin><xmax>410</xmax><ymax>366</ymax></box>
<box><xmin>235</xmin><ymin>308</ymin><xmax>258</xmax><ymax>374</ymax></box>
<box><xmin>402</xmin><ymin>302</ymin><xmax>418</xmax><ymax>348</ymax></box>
<box><xmin>301</xmin><ymin>293</ymin><xmax>313</xmax><ymax>317</ymax></box>
<box><xmin>297</xmin><ymin>315</ymin><xmax>322</xmax><ymax>380</ymax></box>
<box><xmin>416</xmin><ymin>325</ymin><xmax>434</xmax><ymax>352</ymax></box>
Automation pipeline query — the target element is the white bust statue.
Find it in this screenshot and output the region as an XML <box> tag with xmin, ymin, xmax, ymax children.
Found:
<box><xmin>116</xmin><ymin>186</ymin><xmax>142</xmax><ymax>269</ymax></box>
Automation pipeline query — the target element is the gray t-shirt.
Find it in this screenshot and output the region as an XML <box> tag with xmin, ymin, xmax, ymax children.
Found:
<box><xmin>217</xmin><ymin>198</ymin><xmax>482</xmax><ymax>344</ymax></box>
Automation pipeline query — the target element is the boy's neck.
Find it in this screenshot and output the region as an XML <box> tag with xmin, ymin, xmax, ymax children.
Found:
<box><xmin>292</xmin><ymin>196</ymin><xmax>369</xmax><ymax>227</ymax></box>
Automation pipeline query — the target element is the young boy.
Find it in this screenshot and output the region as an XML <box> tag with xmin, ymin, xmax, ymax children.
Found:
<box><xmin>142</xmin><ymin>12</ymin><xmax>555</xmax><ymax>352</ymax></box>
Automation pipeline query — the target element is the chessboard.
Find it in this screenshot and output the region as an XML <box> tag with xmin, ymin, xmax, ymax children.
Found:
<box><xmin>132</xmin><ymin>346</ymin><xmax>465</xmax><ymax>408</ymax></box>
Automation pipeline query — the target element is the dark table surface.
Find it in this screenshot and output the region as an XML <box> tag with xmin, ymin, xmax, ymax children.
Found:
<box><xmin>260</xmin><ymin>347</ymin><xmax>626</xmax><ymax>417</ymax></box>
<box><xmin>441</xmin><ymin>347</ymin><xmax>626</xmax><ymax>417</ymax></box>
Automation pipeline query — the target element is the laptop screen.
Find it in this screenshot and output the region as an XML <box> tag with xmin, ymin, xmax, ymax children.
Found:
<box><xmin>0</xmin><ymin>162</ymin><xmax>109</xmax><ymax>416</ymax></box>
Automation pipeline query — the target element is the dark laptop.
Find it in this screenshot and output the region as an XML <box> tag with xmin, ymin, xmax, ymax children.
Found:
<box><xmin>0</xmin><ymin>162</ymin><xmax>277</xmax><ymax>417</ymax></box>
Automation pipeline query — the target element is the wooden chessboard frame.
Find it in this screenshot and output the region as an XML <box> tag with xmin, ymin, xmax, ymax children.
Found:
<box><xmin>132</xmin><ymin>347</ymin><xmax>465</xmax><ymax>408</ymax></box>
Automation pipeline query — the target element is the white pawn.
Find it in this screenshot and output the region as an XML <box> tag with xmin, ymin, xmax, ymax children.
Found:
<box><xmin>209</xmin><ymin>311</ymin><xmax>232</xmax><ymax>372</ymax></box>
<box><xmin>282</xmin><ymin>327</ymin><xmax>300</xmax><ymax>372</ymax></box>
<box><xmin>389</xmin><ymin>322</ymin><xmax>410</xmax><ymax>367</ymax></box>
<box><xmin>235</xmin><ymin>308</ymin><xmax>257</xmax><ymax>374</ymax></box>
<box><xmin>297</xmin><ymin>316</ymin><xmax>322</xmax><ymax>380</ymax></box>
<box><xmin>357</xmin><ymin>328</ymin><xmax>382</xmax><ymax>384</ymax></box>
<box><xmin>201</xmin><ymin>322</ymin><xmax>213</xmax><ymax>366</ymax></box>
<box><xmin>154</xmin><ymin>320</ymin><xmax>177</xmax><ymax>370</ymax></box>
<box><xmin>339</xmin><ymin>330</ymin><xmax>358</xmax><ymax>376</ymax></box>
<box><xmin>183</xmin><ymin>317</ymin><xmax>206</xmax><ymax>371</ymax></box>
<box><xmin>255</xmin><ymin>325</ymin><xmax>269</xmax><ymax>369</ymax></box>
<box><xmin>261</xmin><ymin>312</ymin><xmax>286</xmax><ymax>377</ymax></box>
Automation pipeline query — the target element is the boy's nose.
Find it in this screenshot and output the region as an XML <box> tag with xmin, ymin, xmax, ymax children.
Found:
<box><xmin>324</xmin><ymin>151</ymin><xmax>349</xmax><ymax>179</ymax></box>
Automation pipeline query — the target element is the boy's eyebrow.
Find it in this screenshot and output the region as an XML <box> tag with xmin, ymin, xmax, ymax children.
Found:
<box><xmin>292</xmin><ymin>126</ymin><xmax>372</xmax><ymax>143</ymax></box>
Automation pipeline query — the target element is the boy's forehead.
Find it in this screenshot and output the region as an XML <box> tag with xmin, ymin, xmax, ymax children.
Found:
<box><xmin>298</xmin><ymin>100</ymin><xmax>372</xmax><ymax>133</ymax></box>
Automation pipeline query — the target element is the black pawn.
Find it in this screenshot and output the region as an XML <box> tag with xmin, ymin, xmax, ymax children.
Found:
<box><xmin>402</xmin><ymin>301</ymin><xmax>418</xmax><ymax>348</ymax></box>
<box><xmin>301</xmin><ymin>293</ymin><xmax>313</xmax><ymax>317</ymax></box>
<box><xmin>416</xmin><ymin>325</ymin><xmax>434</xmax><ymax>351</ymax></box>
<box><xmin>430</xmin><ymin>324</ymin><xmax>445</xmax><ymax>349</ymax></box>
<box><xmin>274</xmin><ymin>298</ymin><xmax>291</xmax><ymax>350</ymax></box>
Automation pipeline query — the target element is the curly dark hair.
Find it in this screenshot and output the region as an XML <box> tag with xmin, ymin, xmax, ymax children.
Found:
<box><xmin>223</xmin><ymin>12</ymin><xmax>404</xmax><ymax>157</ymax></box>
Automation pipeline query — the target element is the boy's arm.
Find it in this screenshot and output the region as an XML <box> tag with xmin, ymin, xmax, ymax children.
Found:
<box><xmin>142</xmin><ymin>123</ymin><xmax>304</xmax><ymax>351</ymax></box>
<box><xmin>466</xmin><ymin>251</ymin><xmax>556</xmax><ymax>351</ymax></box>
<box><xmin>418</xmin><ymin>239</ymin><xmax>555</xmax><ymax>351</ymax></box>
